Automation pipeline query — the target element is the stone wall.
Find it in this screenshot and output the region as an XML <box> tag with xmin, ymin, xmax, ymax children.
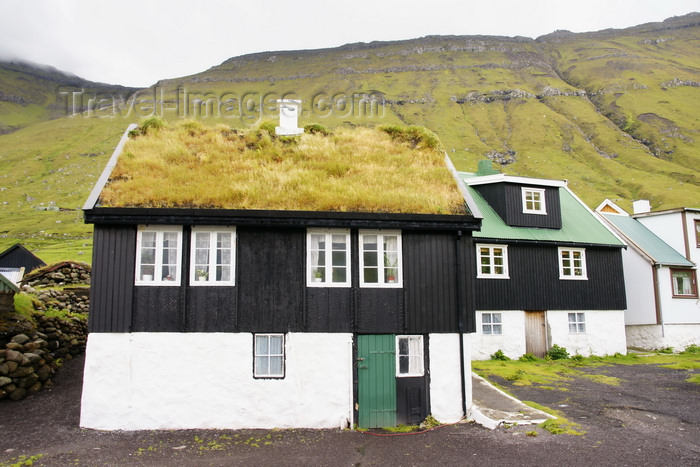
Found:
<box><xmin>0</xmin><ymin>313</ymin><xmax>87</xmax><ymax>401</ymax></box>
<box><xmin>22</xmin><ymin>261</ymin><xmax>91</xmax><ymax>288</ymax></box>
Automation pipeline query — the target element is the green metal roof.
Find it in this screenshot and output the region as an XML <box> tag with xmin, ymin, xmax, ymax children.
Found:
<box><xmin>460</xmin><ymin>174</ymin><xmax>624</xmax><ymax>246</ymax></box>
<box><xmin>601</xmin><ymin>213</ymin><xmax>695</xmax><ymax>267</ymax></box>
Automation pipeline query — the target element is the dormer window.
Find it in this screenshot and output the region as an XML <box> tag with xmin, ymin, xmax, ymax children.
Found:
<box><xmin>522</xmin><ymin>188</ymin><xmax>546</xmax><ymax>215</ymax></box>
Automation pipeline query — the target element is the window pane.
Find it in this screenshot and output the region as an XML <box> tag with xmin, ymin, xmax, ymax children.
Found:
<box><xmin>399</xmin><ymin>355</ymin><xmax>409</xmax><ymax>374</ymax></box>
<box><xmin>255</xmin><ymin>356</ymin><xmax>269</xmax><ymax>375</ymax></box>
<box><xmin>331</xmin><ymin>250</ymin><xmax>346</xmax><ymax>267</ymax></box>
<box><xmin>255</xmin><ymin>335</ymin><xmax>268</xmax><ymax>355</ymax></box>
<box><xmin>141</xmin><ymin>248</ymin><xmax>155</xmax><ymax>265</ymax></box>
<box><xmin>332</xmin><ymin>267</ymin><xmax>346</xmax><ymax>283</ymax></box>
<box><xmin>569</xmin><ymin>323</ymin><xmax>577</xmax><ymax>333</ymax></box>
<box><xmin>364</xmin><ymin>268</ymin><xmax>378</xmax><ymax>283</ymax></box>
<box><xmin>363</xmin><ymin>251</ymin><xmax>378</xmax><ymax>267</ymax></box>
<box><xmin>363</xmin><ymin>235</ymin><xmax>377</xmax><ymax>250</ymax></box>
<box><xmin>482</xmin><ymin>324</ymin><xmax>492</xmax><ymax>335</ymax></box>
<box><xmin>269</xmin><ymin>335</ymin><xmax>283</xmax><ymax>355</ymax></box>
<box><xmin>331</xmin><ymin>234</ymin><xmax>346</xmax><ymax>250</ymax></box>
<box><xmin>492</xmin><ymin>313</ymin><xmax>502</xmax><ymax>324</ymax></box>
<box><xmin>578</xmin><ymin>323</ymin><xmax>586</xmax><ymax>333</ymax></box>
<box><xmin>492</xmin><ymin>324</ymin><xmax>502</xmax><ymax>335</ymax></box>
<box><xmin>195</xmin><ymin>249</ymin><xmax>209</xmax><ymax>264</ymax></box>
<box><xmin>162</xmin><ymin>265</ymin><xmax>177</xmax><ymax>281</ymax></box>
<box><xmin>482</xmin><ymin>313</ymin><xmax>492</xmax><ymax>324</ymax></box>
<box><xmin>269</xmin><ymin>356</ymin><xmax>283</xmax><ymax>375</ymax></box>
<box><xmin>140</xmin><ymin>265</ymin><xmax>155</xmax><ymax>280</ymax></box>
<box><xmin>398</xmin><ymin>337</ymin><xmax>408</xmax><ymax>356</ymax></box>
<box><xmin>217</xmin><ymin>232</ymin><xmax>231</xmax><ymax>248</ymax></box>
<box><xmin>217</xmin><ymin>265</ymin><xmax>230</xmax><ymax>281</ymax></box>
<box><xmin>142</xmin><ymin>231</ymin><xmax>156</xmax><ymax>248</ymax></box>
<box><xmin>195</xmin><ymin>232</ymin><xmax>210</xmax><ymax>248</ymax></box>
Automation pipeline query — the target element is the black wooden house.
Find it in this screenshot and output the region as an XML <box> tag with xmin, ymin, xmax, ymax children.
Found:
<box><xmin>80</xmin><ymin>121</ymin><xmax>481</xmax><ymax>430</ymax></box>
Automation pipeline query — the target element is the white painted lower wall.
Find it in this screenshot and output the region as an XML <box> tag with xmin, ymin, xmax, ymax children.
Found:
<box><xmin>81</xmin><ymin>332</ymin><xmax>473</xmax><ymax>430</ymax></box>
<box><xmin>471</xmin><ymin>309</ymin><xmax>627</xmax><ymax>360</ymax></box>
<box><xmin>626</xmin><ymin>324</ymin><xmax>700</xmax><ymax>350</ymax></box>
<box><xmin>471</xmin><ymin>311</ymin><xmax>526</xmax><ymax>360</ymax></box>
<box><xmin>548</xmin><ymin>310</ymin><xmax>627</xmax><ymax>357</ymax></box>
<box><xmin>428</xmin><ymin>333</ymin><xmax>471</xmax><ymax>423</ymax></box>
<box><xmin>80</xmin><ymin>332</ymin><xmax>354</xmax><ymax>431</ymax></box>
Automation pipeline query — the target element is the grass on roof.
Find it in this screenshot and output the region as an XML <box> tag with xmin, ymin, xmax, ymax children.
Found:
<box><xmin>98</xmin><ymin>119</ymin><xmax>468</xmax><ymax>215</ymax></box>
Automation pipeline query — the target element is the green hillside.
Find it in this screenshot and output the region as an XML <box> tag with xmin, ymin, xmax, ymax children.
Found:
<box><xmin>0</xmin><ymin>13</ymin><xmax>698</xmax><ymax>261</ymax></box>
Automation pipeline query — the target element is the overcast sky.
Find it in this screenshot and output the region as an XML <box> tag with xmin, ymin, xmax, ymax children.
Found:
<box><xmin>1</xmin><ymin>0</ymin><xmax>698</xmax><ymax>88</ymax></box>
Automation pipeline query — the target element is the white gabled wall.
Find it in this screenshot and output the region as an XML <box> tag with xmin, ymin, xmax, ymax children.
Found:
<box><xmin>81</xmin><ymin>332</ymin><xmax>354</xmax><ymax>430</ymax></box>
<box><xmin>428</xmin><ymin>333</ymin><xmax>471</xmax><ymax>423</ymax></box>
<box><xmin>621</xmin><ymin>248</ymin><xmax>657</xmax><ymax>325</ymax></box>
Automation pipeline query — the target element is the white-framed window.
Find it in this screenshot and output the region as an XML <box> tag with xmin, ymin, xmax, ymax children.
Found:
<box><xmin>396</xmin><ymin>335</ymin><xmax>424</xmax><ymax>377</ymax></box>
<box><xmin>359</xmin><ymin>230</ymin><xmax>402</xmax><ymax>287</ymax></box>
<box><xmin>307</xmin><ymin>229</ymin><xmax>350</xmax><ymax>287</ymax></box>
<box><xmin>568</xmin><ymin>312</ymin><xmax>586</xmax><ymax>333</ymax></box>
<box><xmin>482</xmin><ymin>312</ymin><xmax>503</xmax><ymax>335</ymax></box>
<box><xmin>522</xmin><ymin>187</ymin><xmax>546</xmax><ymax>215</ymax></box>
<box><xmin>135</xmin><ymin>226</ymin><xmax>182</xmax><ymax>285</ymax></box>
<box><xmin>671</xmin><ymin>269</ymin><xmax>698</xmax><ymax>298</ymax></box>
<box><xmin>558</xmin><ymin>247</ymin><xmax>587</xmax><ymax>280</ymax></box>
<box><xmin>190</xmin><ymin>227</ymin><xmax>236</xmax><ymax>286</ymax></box>
<box><xmin>254</xmin><ymin>333</ymin><xmax>285</xmax><ymax>378</ymax></box>
<box><xmin>477</xmin><ymin>244</ymin><xmax>509</xmax><ymax>279</ymax></box>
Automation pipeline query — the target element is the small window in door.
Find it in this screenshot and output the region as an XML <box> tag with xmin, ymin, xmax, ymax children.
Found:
<box><xmin>396</xmin><ymin>335</ymin><xmax>423</xmax><ymax>377</ymax></box>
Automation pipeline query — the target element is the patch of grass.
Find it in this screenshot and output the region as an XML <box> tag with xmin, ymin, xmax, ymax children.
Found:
<box><xmin>490</xmin><ymin>349</ymin><xmax>510</xmax><ymax>361</ymax></box>
<box><xmin>0</xmin><ymin>454</ymin><xmax>44</xmax><ymax>467</ymax></box>
<box><xmin>13</xmin><ymin>293</ymin><xmax>36</xmax><ymax>319</ymax></box>
<box><xmin>383</xmin><ymin>424</ymin><xmax>421</xmax><ymax>433</ymax></box>
<box><xmin>524</xmin><ymin>401</ymin><xmax>586</xmax><ymax>436</ymax></box>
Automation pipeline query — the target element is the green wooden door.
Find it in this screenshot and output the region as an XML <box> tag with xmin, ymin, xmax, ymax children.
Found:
<box><xmin>357</xmin><ymin>334</ymin><xmax>397</xmax><ymax>428</ymax></box>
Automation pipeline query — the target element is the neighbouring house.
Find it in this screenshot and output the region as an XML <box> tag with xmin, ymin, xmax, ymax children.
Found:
<box><xmin>0</xmin><ymin>272</ymin><xmax>19</xmax><ymax>314</ymax></box>
<box><xmin>0</xmin><ymin>244</ymin><xmax>46</xmax><ymax>274</ymax></box>
<box><xmin>461</xmin><ymin>161</ymin><xmax>628</xmax><ymax>360</ymax></box>
<box><xmin>597</xmin><ymin>200</ymin><xmax>699</xmax><ymax>350</ymax></box>
<box><xmin>80</xmin><ymin>117</ymin><xmax>482</xmax><ymax>431</ymax></box>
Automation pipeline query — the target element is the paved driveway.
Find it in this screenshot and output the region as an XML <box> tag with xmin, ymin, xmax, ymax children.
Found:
<box><xmin>0</xmin><ymin>355</ymin><xmax>698</xmax><ymax>466</ymax></box>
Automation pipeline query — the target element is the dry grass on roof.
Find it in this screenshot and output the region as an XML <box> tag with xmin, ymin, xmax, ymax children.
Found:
<box><xmin>99</xmin><ymin>120</ymin><xmax>467</xmax><ymax>215</ymax></box>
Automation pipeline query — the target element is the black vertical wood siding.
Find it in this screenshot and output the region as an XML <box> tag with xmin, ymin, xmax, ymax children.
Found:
<box><xmin>476</xmin><ymin>244</ymin><xmax>626</xmax><ymax>310</ymax></box>
<box><xmin>474</xmin><ymin>183</ymin><xmax>562</xmax><ymax>229</ymax></box>
<box><xmin>236</xmin><ymin>227</ymin><xmax>305</xmax><ymax>332</ymax></box>
<box><xmin>89</xmin><ymin>224</ymin><xmax>477</xmax><ymax>334</ymax></box>
<box><xmin>403</xmin><ymin>232</ymin><xmax>475</xmax><ymax>333</ymax></box>
<box><xmin>88</xmin><ymin>225</ymin><xmax>135</xmax><ymax>333</ymax></box>
<box><xmin>186</xmin><ymin>287</ymin><xmax>237</xmax><ymax>332</ymax></box>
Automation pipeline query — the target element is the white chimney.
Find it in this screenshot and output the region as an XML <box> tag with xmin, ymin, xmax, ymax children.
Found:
<box><xmin>633</xmin><ymin>199</ymin><xmax>651</xmax><ymax>214</ymax></box>
<box><xmin>275</xmin><ymin>99</ymin><xmax>303</xmax><ymax>136</ymax></box>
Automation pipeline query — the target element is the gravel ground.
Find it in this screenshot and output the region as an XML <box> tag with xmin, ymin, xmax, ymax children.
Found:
<box><xmin>1</xmin><ymin>355</ymin><xmax>698</xmax><ymax>466</ymax></box>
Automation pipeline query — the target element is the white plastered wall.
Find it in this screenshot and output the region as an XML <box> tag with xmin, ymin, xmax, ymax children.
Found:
<box><xmin>471</xmin><ymin>311</ymin><xmax>526</xmax><ymax>360</ymax></box>
<box><xmin>620</xmin><ymin>248</ymin><xmax>657</xmax><ymax>325</ymax></box>
<box><xmin>472</xmin><ymin>310</ymin><xmax>627</xmax><ymax>359</ymax></box>
<box><xmin>626</xmin><ymin>324</ymin><xmax>700</xmax><ymax>350</ymax></box>
<box><xmin>548</xmin><ymin>310</ymin><xmax>627</xmax><ymax>356</ymax></box>
<box><xmin>80</xmin><ymin>332</ymin><xmax>354</xmax><ymax>431</ymax></box>
<box><xmin>428</xmin><ymin>333</ymin><xmax>471</xmax><ymax>423</ymax></box>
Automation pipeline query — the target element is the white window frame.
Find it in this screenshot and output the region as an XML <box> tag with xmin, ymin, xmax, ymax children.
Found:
<box><xmin>481</xmin><ymin>312</ymin><xmax>503</xmax><ymax>335</ymax></box>
<box><xmin>522</xmin><ymin>187</ymin><xmax>547</xmax><ymax>215</ymax></box>
<box><xmin>568</xmin><ymin>312</ymin><xmax>586</xmax><ymax>333</ymax></box>
<box><xmin>670</xmin><ymin>269</ymin><xmax>698</xmax><ymax>298</ymax></box>
<box><xmin>306</xmin><ymin>229</ymin><xmax>351</xmax><ymax>287</ymax></box>
<box><xmin>135</xmin><ymin>226</ymin><xmax>182</xmax><ymax>286</ymax></box>
<box><xmin>476</xmin><ymin>244</ymin><xmax>509</xmax><ymax>279</ymax></box>
<box><xmin>189</xmin><ymin>226</ymin><xmax>236</xmax><ymax>286</ymax></box>
<box><xmin>558</xmin><ymin>247</ymin><xmax>588</xmax><ymax>280</ymax></box>
<box><xmin>396</xmin><ymin>335</ymin><xmax>424</xmax><ymax>377</ymax></box>
<box><xmin>359</xmin><ymin>230</ymin><xmax>403</xmax><ymax>288</ymax></box>
<box><xmin>254</xmin><ymin>333</ymin><xmax>285</xmax><ymax>379</ymax></box>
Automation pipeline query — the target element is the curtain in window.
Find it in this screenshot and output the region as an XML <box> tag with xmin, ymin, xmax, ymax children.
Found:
<box><xmin>309</xmin><ymin>234</ymin><xmax>324</xmax><ymax>281</ymax></box>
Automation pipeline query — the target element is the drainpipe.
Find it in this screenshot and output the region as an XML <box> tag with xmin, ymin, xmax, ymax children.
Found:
<box><xmin>455</xmin><ymin>230</ymin><xmax>467</xmax><ymax>417</ymax></box>
<box><xmin>653</xmin><ymin>265</ymin><xmax>665</xmax><ymax>338</ymax></box>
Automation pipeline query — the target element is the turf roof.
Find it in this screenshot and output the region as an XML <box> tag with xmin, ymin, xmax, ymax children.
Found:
<box><xmin>98</xmin><ymin>120</ymin><xmax>468</xmax><ymax>215</ymax></box>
